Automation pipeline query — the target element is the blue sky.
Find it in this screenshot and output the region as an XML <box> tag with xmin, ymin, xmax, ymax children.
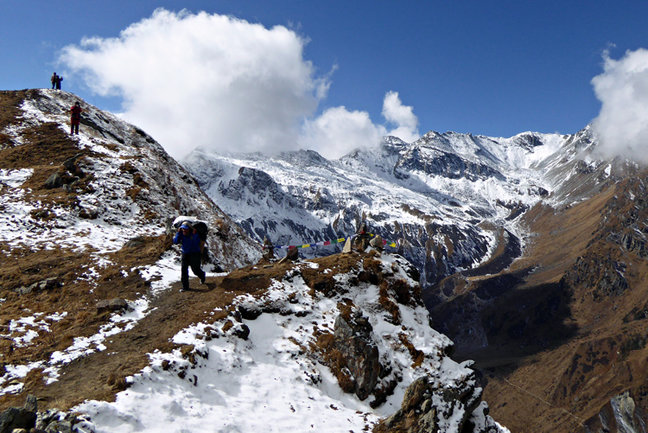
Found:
<box><xmin>2</xmin><ymin>1</ymin><xmax>648</xmax><ymax>159</ymax></box>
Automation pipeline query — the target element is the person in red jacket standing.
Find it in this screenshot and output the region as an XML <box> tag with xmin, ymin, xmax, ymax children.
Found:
<box><xmin>70</xmin><ymin>101</ymin><xmax>82</xmax><ymax>134</ymax></box>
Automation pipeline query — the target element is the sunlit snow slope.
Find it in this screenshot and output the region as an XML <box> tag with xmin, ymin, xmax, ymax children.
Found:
<box><xmin>185</xmin><ymin>129</ymin><xmax>601</xmax><ymax>290</ymax></box>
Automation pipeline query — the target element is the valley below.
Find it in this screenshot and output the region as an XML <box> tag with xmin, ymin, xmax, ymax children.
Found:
<box><xmin>434</xmin><ymin>175</ymin><xmax>648</xmax><ymax>433</ymax></box>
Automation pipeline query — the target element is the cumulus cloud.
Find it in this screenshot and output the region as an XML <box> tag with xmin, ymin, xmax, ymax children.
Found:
<box><xmin>300</xmin><ymin>106</ymin><xmax>386</xmax><ymax>159</ymax></box>
<box><xmin>300</xmin><ymin>92</ymin><xmax>420</xmax><ymax>159</ymax></box>
<box><xmin>591</xmin><ymin>48</ymin><xmax>648</xmax><ymax>163</ymax></box>
<box><xmin>60</xmin><ymin>9</ymin><xmax>323</xmax><ymax>159</ymax></box>
<box><xmin>59</xmin><ymin>8</ymin><xmax>420</xmax><ymax>160</ymax></box>
<box><xmin>382</xmin><ymin>91</ymin><xmax>419</xmax><ymax>142</ymax></box>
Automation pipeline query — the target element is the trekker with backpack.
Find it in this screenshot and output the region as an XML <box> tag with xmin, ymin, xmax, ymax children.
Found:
<box><xmin>173</xmin><ymin>223</ymin><xmax>207</xmax><ymax>292</ymax></box>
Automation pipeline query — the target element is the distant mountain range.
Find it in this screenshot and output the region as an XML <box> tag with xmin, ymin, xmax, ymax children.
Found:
<box><xmin>183</xmin><ymin>127</ymin><xmax>605</xmax><ymax>290</ymax></box>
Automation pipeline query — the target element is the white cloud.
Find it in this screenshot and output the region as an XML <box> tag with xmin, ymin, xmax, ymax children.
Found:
<box><xmin>382</xmin><ymin>91</ymin><xmax>419</xmax><ymax>142</ymax></box>
<box><xmin>300</xmin><ymin>92</ymin><xmax>420</xmax><ymax>159</ymax></box>
<box><xmin>59</xmin><ymin>9</ymin><xmax>420</xmax><ymax>161</ymax></box>
<box><xmin>60</xmin><ymin>9</ymin><xmax>324</xmax><ymax>159</ymax></box>
<box><xmin>591</xmin><ymin>48</ymin><xmax>648</xmax><ymax>163</ymax></box>
<box><xmin>300</xmin><ymin>106</ymin><xmax>386</xmax><ymax>159</ymax></box>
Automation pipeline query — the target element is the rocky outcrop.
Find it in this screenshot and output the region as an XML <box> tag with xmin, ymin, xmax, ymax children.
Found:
<box><xmin>95</xmin><ymin>298</ymin><xmax>130</xmax><ymax>314</ymax></box>
<box><xmin>332</xmin><ymin>310</ymin><xmax>381</xmax><ymax>400</ymax></box>
<box><xmin>0</xmin><ymin>395</ymin><xmax>94</xmax><ymax>433</ymax></box>
<box><xmin>0</xmin><ymin>395</ymin><xmax>36</xmax><ymax>433</ymax></box>
<box><xmin>15</xmin><ymin>278</ymin><xmax>62</xmax><ymax>296</ymax></box>
<box><xmin>584</xmin><ymin>391</ymin><xmax>648</xmax><ymax>433</ymax></box>
<box><xmin>394</xmin><ymin>146</ymin><xmax>505</xmax><ymax>182</ymax></box>
<box><xmin>375</xmin><ymin>374</ymin><xmax>501</xmax><ymax>433</ymax></box>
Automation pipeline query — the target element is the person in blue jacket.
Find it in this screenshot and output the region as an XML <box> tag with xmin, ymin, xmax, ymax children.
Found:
<box><xmin>173</xmin><ymin>223</ymin><xmax>206</xmax><ymax>291</ymax></box>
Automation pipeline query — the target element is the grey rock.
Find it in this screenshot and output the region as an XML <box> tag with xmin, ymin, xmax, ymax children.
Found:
<box><xmin>23</xmin><ymin>395</ymin><xmax>37</xmax><ymax>413</ymax></box>
<box><xmin>43</xmin><ymin>173</ymin><xmax>64</xmax><ymax>189</ymax></box>
<box><xmin>124</xmin><ymin>237</ymin><xmax>147</xmax><ymax>248</ymax></box>
<box><xmin>0</xmin><ymin>407</ymin><xmax>36</xmax><ymax>433</ymax></box>
<box><xmin>584</xmin><ymin>391</ymin><xmax>645</xmax><ymax>433</ymax></box>
<box><xmin>96</xmin><ymin>298</ymin><xmax>129</xmax><ymax>313</ymax></box>
<box><xmin>44</xmin><ymin>420</ymin><xmax>72</xmax><ymax>433</ymax></box>
<box><xmin>332</xmin><ymin>311</ymin><xmax>380</xmax><ymax>400</ymax></box>
<box><xmin>16</xmin><ymin>279</ymin><xmax>61</xmax><ymax>296</ymax></box>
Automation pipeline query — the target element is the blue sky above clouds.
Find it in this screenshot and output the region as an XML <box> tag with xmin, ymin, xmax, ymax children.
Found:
<box><xmin>1</xmin><ymin>1</ymin><xmax>648</xmax><ymax>159</ymax></box>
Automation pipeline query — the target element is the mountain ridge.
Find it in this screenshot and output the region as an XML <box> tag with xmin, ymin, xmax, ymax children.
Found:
<box><xmin>0</xmin><ymin>89</ymin><xmax>509</xmax><ymax>433</ymax></box>
<box><xmin>183</xmin><ymin>111</ymin><xmax>648</xmax><ymax>432</ymax></box>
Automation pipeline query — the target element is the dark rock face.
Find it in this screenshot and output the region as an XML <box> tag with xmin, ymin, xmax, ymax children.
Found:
<box><xmin>0</xmin><ymin>395</ymin><xmax>95</xmax><ymax>433</ymax></box>
<box><xmin>584</xmin><ymin>391</ymin><xmax>647</xmax><ymax>433</ymax></box>
<box><xmin>0</xmin><ymin>407</ymin><xmax>36</xmax><ymax>433</ymax></box>
<box><xmin>395</xmin><ymin>146</ymin><xmax>505</xmax><ymax>182</ymax></box>
<box><xmin>563</xmin><ymin>255</ymin><xmax>629</xmax><ymax>301</ymax></box>
<box><xmin>332</xmin><ymin>311</ymin><xmax>381</xmax><ymax>400</ymax></box>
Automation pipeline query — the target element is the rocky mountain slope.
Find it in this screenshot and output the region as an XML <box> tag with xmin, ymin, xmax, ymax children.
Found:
<box><xmin>184</xmin><ymin>119</ymin><xmax>648</xmax><ymax>432</ymax></box>
<box><xmin>0</xmin><ymin>89</ymin><xmax>508</xmax><ymax>433</ymax></box>
<box><xmin>184</xmin><ymin>129</ymin><xmax>582</xmax><ymax>291</ymax></box>
<box><xmin>446</xmin><ymin>162</ymin><xmax>648</xmax><ymax>433</ymax></box>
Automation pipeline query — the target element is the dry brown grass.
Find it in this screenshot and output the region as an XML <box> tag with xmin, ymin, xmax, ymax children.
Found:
<box><xmin>0</xmin><ymin>90</ymin><xmax>27</xmax><ymax>149</ymax></box>
<box><xmin>398</xmin><ymin>333</ymin><xmax>425</xmax><ymax>368</ymax></box>
<box><xmin>470</xmin><ymin>179</ymin><xmax>648</xmax><ymax>433</ymax></box>
<box><xmin>0</xmin><ymin>240</ymin><xmax>381</xmax><ymax>411</ymax></box>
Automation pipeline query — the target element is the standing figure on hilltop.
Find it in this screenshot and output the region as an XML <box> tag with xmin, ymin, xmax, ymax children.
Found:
<box><xmin>70</xmin><ymin>101</ymin><xmax>82</xmax><ymax>135</ymax></box>
<box><xmin>173</xmin><ymin>222</ymin><xmax>207</xmax><ymax>292</ymax></box>
<box><xmin>51</xmin><ymin>72</ymin><xmax>58</xmax><ymax>89</ymax></box>
<box><xmin>56</xmin><ymin>74</ymin><xmax>63</xmax><ymax>89</ymax></box>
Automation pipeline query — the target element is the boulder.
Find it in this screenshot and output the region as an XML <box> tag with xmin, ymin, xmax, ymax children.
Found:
<box><xmin>96</xmin><ymin>298</ymin><xmax>129</xmax><ymax>313</ymax></box>
<box><xmin>0</xmin><ymin>395</ymin><xmax>38</xmax><ymax>433</ymax></box>
<box><xmin>15</xmin><ymin>278</ymin><xmax>61</xmax><ymax>296</ymax></box>
<box><xmin>62</xmin><ymin>153</ymin><xmax>85</xmax><ymax>177</ymax></box>
<box><xmin>43</xmin><ymin>172</ymin><xmax>64</xmax><ymax>189</ymax></box>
